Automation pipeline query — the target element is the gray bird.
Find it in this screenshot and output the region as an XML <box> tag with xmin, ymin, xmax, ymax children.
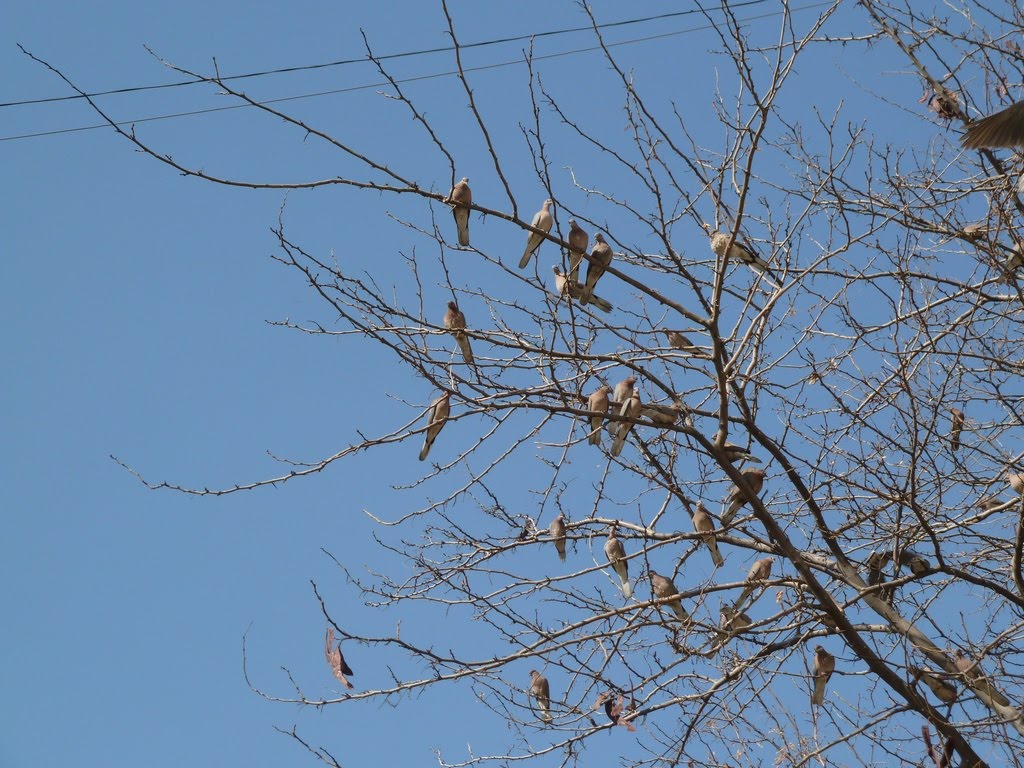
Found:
<box><xmin>604</xmin><ymin>525</ymin><xmax>632</xmax><ymax>598</ymax></box>
<box><xmin>443</xmin><ymin>301</ymin><xmax>475</xmax><ymax>368</ymax></box>
<box><xmin>587</xmin><ymin>385</ymin><xmax>611</xmax><ymax>446</ymax></box>
<box><xmin>567</xmin><ymin>219</ymin><xmax>588</xmax><ymax>283</ymax></box>
<box><xmin>811</xmin><ymin>646</ymin><xmax>835</xmax><ymax>707</ymax></box>
<box><xmin>910</xmin><ymin>665</ymin><xmax>958</xmax><ymax>705</ymax></box>
<box><xmin>612</xmin><ymin>376</ymin><xmax>637</xmax><ymax>408</ymax></box>
<box><xmin>962</xmin><ymin>101</ymin><xmax>1024</xmax><ymax>149</ymax></box>
<box><xmin>734</xmin><ymin>556</ymin><xmax>773</xmax><ymax>609</ymax></box>
<box><xmin>722</xmin><ymin>468</ymin><xmax>766</xmax><ymax>527</ymax></box>
<box><xmin>898</xmin><ymin>550</ymin><xmax>930</xmax><ymax>576</ymax></box>
<box><xmin>550</xmin><ymin>513</ymin><xmax>567</xmax><ymax>562</ymax></box>
<box><xmin>520</xmin><ymin>199</ymin><xmax>553</xmax><ymax>269</ymax></box>
<box><xmin>448</xmin><ymin>177</ymin><xmax>472</xmax><ymax>246</ymax></box>
<box><xmin>650</xmin><ymin>570</ymin><xmax>689</xmax><ymax>622</ymax></box>
<box><xmin>692</xmin><ymin>502</ymin><xmax>724</xmax><ymax>567</ymax></box>
<box><xmin>529</xmin><ymin>669</ymin><xmax>552</xmax><ymax>723</ymax></box>
<box><xmin>709</xmin><ymin>230</ymin><xmax>780</xmax><ymax>288</ymax></box>
<box><xmin>611</xmin><ymin>389</ymin><xmax>642</xmax><ymax>458</ymax></box>
<box><xmin>581</xmin><ymin>233</ymin><xmax>613</xmax><ymax>306</ymax></box>
<box><xmin>722</xmin><ymin>442</ymin><xmax>761</xmax><ymax>464</ymax></box>
<box><xmin>324</xmin><ymin>626</ymin><xmax>355</xmax><ymax>690</ymax></box>
<box><xmin>949</xmin><ymin>408</ymin><xmax>965</xmax><ymax>452</ymax></box>
<box><xmin>953</xmin><ymin>649</ymin><xmax>1009</xmax><ymax>706</ymax></box>
<box><xmin>552</xmin><ymin>265</ymin><xmax>613</xmax><ymax>312</ymax></box>
<box><xmin>418</xmin><ymin>392</ymin><xmax>451</xmax><ymax>461</ymax></box>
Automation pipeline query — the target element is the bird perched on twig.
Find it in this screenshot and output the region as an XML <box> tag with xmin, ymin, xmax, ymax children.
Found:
<box><xmin>722</xmin><ymin>468</ymin><xmax>766</xmax><ymax>527</ymax></box>
<box><xmin>529</xmin><ymin>669</ymin><xmax>552</xmax><ymax>723</ymax></box>
<box><xmin>324</xmin><ymin>625</ymin><xmax>355</xmax><ymax>689</ymax></box>
<box><xmin>811</xmin><ymin>646</ymin><xmax>835</xmax><ymax>706</ymax></box>
<box><xmin>567</xmin><ymin>219</ymin><xmax>588</xmax><ymax>283</ymax></box>
<box><xmin>520</xmin><ymin>199</ymin><xmax>553</xmax><ymax>269</ymax></box>
<box><xmin>443</xmin><ymin>301</ymin><xmax>475</xmax><ymax>369</ymax></box>
<box><xmin>447</xmin><ymin>177</ymin><xmax>472</xmax><ymax>246</ymax></box>
<box><xmin>611</xmin><ymin>389</ymin><xmax>642</xmax><ymax>457</ymax></box>
<box><xmin>650</xmin><ymin>570</ymin><xmax>689</xmax><ymax>622</ymax></box>
<box><xmin>692</xmin><ymin>502</ymin><xmax>724</xmax><ymax>567</ymax></box>
<box><xmin>605</xmin><ymin>525</ymin><xmax>632</xmax><ymax>598</ymax></box>
<box><xmin>552</xmin><ymin>265</ymin><xmax>613</xmax><ymax>312</ymax></box>
<box><xmin>910</xmin><ymin>665</ymin><xmax>958</xmax><ymax>705</ymax></box>
<box><xmin>953</xmin><ymin>649</ymin><xmax>1009</xmax><ymax>706</ymax></box>
<box><xmin>962</xmin><ymin>100</ymin><xmax>1024</xmax><ymax>149</ymax></box>
<box><xmin>709</xmin><ymin>230</ymin><xmax>781</xmax><ymax>288</ymax></box>
<box><xmin>549</xmin><ymin>513</ymin><xmax>566</xmax><ymax>562</ymax></box>
<box><xmin>581</xmin><ymin>233</ymin><xmax>613</xmax><ymax>306</ymax></box>
<box><xmin>734</xmin><ymin>556</ymin><xmax>773</xmax><ymax>609</ymax></box>
<box><xmin>418</xmin><ymin>392</ymin><xmax>451</xmax><ymax>461</ymax></box>
<box><xmin>586</xmin><ymin>384</ymin><xmax>611</xmax><ymax>446</ymax></box>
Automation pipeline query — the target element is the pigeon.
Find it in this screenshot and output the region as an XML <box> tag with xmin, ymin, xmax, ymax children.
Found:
<box><xmin>448</xmin><ymin>177</ymin><xmax>472</xmax><ymax>246</ymax></box>
<box><xmin>1005</xmin><ymin>469</ymin><xmax>1024</xmax><ymax>495</ymax></box>
<box><xmin>520</xmin><ymin>199</ymin><xmax>553</xmax><ymax>269</ymax></box>
<box><xmin>709</xmin><ymin>230</ymin><xmax>780</xmax><ymax>288</ymax></box>
<box><xmin>418</xmin><ymin>392</ymin><xmax>451</xmax><ymax>461</ymax></box>
<box><xmin>962</xmin><ymin>101</ymin><xmax>1024</xmax><ymax>149</ymax></box>
<box><xmin>949</xmin><ymin>408</ymin><xmax>965</xmax><ymax>452</ymax></box>
<box><xmin>587</xmin><ymin>385</ymin><xmax>611</xmax><ymax>446</ymax></box>
<box><xmin>529</xmin><ymin>670</ymin><xmax>552</xmax><ymax>723</ymax></box>
<box><xmin>811</xmin><ymin>646</ymin><xmax>835</xmax><ymax>706</ymax></box>
<box><xmin>612</xmin><ymin>376</ymin><xmax>637</xmax><ymax>407</ymax></box>
<box><xmin>953</xmin><ymin>649</ymin><xmax>1009</xmax><ymax>706</ymax></box>
<box><xmin>605</xmin><ymin>525</ymin><xmax>632</xmax><ymax>598</ymax></box>
<box><xmin>611</xmin><ymin>389</ymin><xmax>642</xmax><ymax>458</ymax></box>
<box><xmin>663</xmin><ymin>329</ymin><xmax>705</xmax><ymax>356</ymax></box>
<box><xmin>443</xmin><ymin>301</ymin><xmax>475</xmax><ymax>368</ymax></box>
<box><xmin>898</xmin><ymin>550</ymin><xmax>930</xmax><ymax>576</ymax></box>
<box><xmin>721</xmin><ymin>442</ymin><xmax>760</xmax><ymax>464</ymax></box>
<box><xmin>910</xmin><ymin>666</ymin><xmax>958</xmax><ymax>705</ymax></box>
<box><xmin>581</xmin><ymin>234</ymin><xmax>613</xmax><ymax>306</ymax></box>
<box><xmin>324</xmin><ymin>626</ymin><xmax>355</xmax><ymax>690</ymax></box>
<box><xmin>712</xmin><ymin>604</ymin><xmax>752</xmax><ymax>652</ymax></box>
<box><xmin>692</xmin><ymin>502</ymin><xmax>725</xmax><ymax>567</ymax></box>
<box><xmin>734</xmin><ymin>556</ymin><xmax>773</xmax><ymax>609</ymax></box>
<box><xmin>552</xmin><ymin>265</ymin><xmax>613</xmax><ymax>312</ymax></box>
<box><xmin>650</xmin><ymin>570</ymin><xmax>689</xmax><ymax>622</ymax></box>
<box><xmin>722</xmin><ymin>468</ymin><xmax>766</xmax><ymax>527</ymax></box>
<box><xmin>567</xmin><ymin>219</ymin><xmax>589</xmax><ymax>283</ymax></box>
<box><xmin>550</xmin><ymin>513</ymin><xmax>566</xmax><ymax>561</ymax></box>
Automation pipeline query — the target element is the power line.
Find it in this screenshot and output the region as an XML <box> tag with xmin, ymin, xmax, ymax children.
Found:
<box><xmin>1</xmin><ymin>2</ymin><xmax>767</xmax><ymax>109</ymax></box>
<box><xmin>0</xmin><ymin>1</ymin><xmax>831</xmax><ymax>144</ymax></box>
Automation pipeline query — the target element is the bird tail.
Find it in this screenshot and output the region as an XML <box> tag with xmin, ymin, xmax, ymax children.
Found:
<box><xmin>621</xmin><ymin>578</ymin><xmax>633</xmax><ymax>599</ymax></box>
<box><xmin>454</xmin><ymin>210</ymin><xmax>470</xmax><ymax>247</ymax></box>
<box><xmin>588</xmin><ymin>293</ymin><xmax>613</xmax><ymax>313</ymax></box>
<box><xmin>588</xmin><ymin>423</ymin><xmax>602</xmax><ymax>446</ymax></box>
<box><xmin>519</xmin><ymin>239</ymin><xmax>538</xmax><ymax>269</ymax></box>
<box><xmin>418</xmin><ymin>438</ymin><xmax>433</xmax><ymax>462</ymax></box>
<box><xmin>708</xmin><ymin>540</ymin><xmax>725</xmax><ymax>567</ymax></box>
<box><xmin>610</xmin><ymin>433</ymin><xmax>626</xmax><ymax>457</ymax></box>
<box><xmin>457</xmin><ymin>334</ymin><xmax>475</xmax><ymax>367</ymax></box>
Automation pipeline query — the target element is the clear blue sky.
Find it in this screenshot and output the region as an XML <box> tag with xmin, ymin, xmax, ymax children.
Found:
<box><xmin>3</xmin><ymin>2</ymin><xmax>939</xmax><ymax>766</ymax></box>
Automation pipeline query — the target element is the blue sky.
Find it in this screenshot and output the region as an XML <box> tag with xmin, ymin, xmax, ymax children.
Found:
<box><xmin>3</xmin><ymin>2</ymin><xmax>967</xmax><ymax>766</ymax></box>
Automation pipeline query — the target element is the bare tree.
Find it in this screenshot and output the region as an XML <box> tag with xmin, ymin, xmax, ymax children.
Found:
<box><xmin>31</xmin><ymin>0</ymin><xmax>1024</xmax><ymax>765</ymax></box>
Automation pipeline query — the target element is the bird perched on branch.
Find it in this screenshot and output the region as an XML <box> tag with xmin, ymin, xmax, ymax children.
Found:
<box><xmin>324</xmin><ymin>626</ymin><xmax>354</xmax><ymax>689</ymax></box>
<box><xmin>953</xmin><ymin>649</ymin><xmax>1009</xmax><ymax>706</ymax></box>
<box><xmin>520</xmin><ymin>199</ymin><xmax>553</xmax><ymax>269</ymax></box>
<box><xmin>910</xmin><ymin>665</ymin><xmax>958</xmax><ymax>705</ymax></box>
<box><xmin>692</xmin><ymin>502</ymin><xmax>724</xmax><ymax>567</ymax></box>
<box><xmin>962</xmin><ymin>100</ymin><xmax>1024</xmax><ymax>149</ymax></box>
<box><xmin>447</xmin><ymin>177</ymin><xmax>472</xmax><ymax>246</ymax></box>
<box><xmin>418</xmin><ymin>392</ymin><xmax>450</xmax><ymax>461</ymax></box>
<box><xmin>586</xmin><ymin>384</ymin><xmax>611</xmax><ymax>446</ymax></box>
<box><xmin>722</xmin><ymin>468</ymin><xmax>766</xmax><ymax>527</ymax></box>
<box><xmin>552</xmin><ymin>265</ymin><xmax>613</xmax><ymax>312</ymax></box>
<box><xmin>611</xmin><ymin>389</ymin><xmax>642</xmax><ymax>457</ymax></box>
<box><xmin>650</xmin><ymin>570</ymin><xmax>689</xmax><ymax>622</ymax></box>
<box><xmin>709</xmin><ymin>230</ymin><xmax>781</xmax><ymax>288</ymax></box>
<box><xmin>604</xmin><ymin>525</ymin><xmax>632</xmax><ymax>598</ymax></box>
<box><xmin>443</xmin><ymin>301</ymin><xmax>475</xmax><ymax>368</ymax></box>
<box><xmin>734</xmin><ymin>556</ymin><xmax>773</xmax><ymax>609</ymax></box>
<box><xmin>811</xmin><ymin>646</ymin><xmax>835</xmax><ymax>706</ymax></box>
<box><xmin>581</xmin><ymin>233</ymin><xmax>613</xmax><ymax>306</ymax></box>
<box><xmin>529</xmin><ymin>670</ymin><xmax>552</xmax><ymax>723</ymax></box>
<box><xmin>549</xmin><ymin>513</ymin><xmax>566</xmax><ymax>562</ymax></box>
<box><xmin>567</xmin><ymin>219</ymin><xmax>588</xmax><ymax>282</ymax></box>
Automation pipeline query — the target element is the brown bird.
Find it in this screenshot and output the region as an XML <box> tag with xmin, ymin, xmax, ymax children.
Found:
<box><xmin>581</xmin><ymin>233</ymin><xmax>613</xmax><ymax>306</ymax></box>
<box><xmin>722</xmin><ymin>442</ymin><xmax>760</xmax><ymax>464</ymax></box>
<box><xmin>811</xmin><ymin>646</ymin><xmax>835</xmax><ymax>706</ymax></box>
<box><xmin>692</xmin><ymin>502</ymin><xmax>724</xmax><ymax>567</ymax></box>
<box><xmin>611</xmin><ymin>389</ymin><xmax>642</xmax><ymax>458</ymax></box>
<box><xmin>898</xmin><ymin>549</ymin><xmax>930</xmax><ymax>576</ymax></box>
<box><xmin>520</xmin><ymin>199</ymin><xmax>553</xmax><ymax>269</ymax></box>
<box><xmin>567</xmin><ymin>219</ymin><xmax>588</xmax><ymax>283</ymax></box>
<box><xmin>977</xmin><ymin>496</ymin><xmax>1002</xmax><ymax>512</ymax></box>
<box><xmin>604</xmin><ymin>525</ymin><xmax>632</xmax><ymax>598</ymax></box>
<box><xmin>953</xmin><ymin>649</ymin><xmax>1010</xmax><ymax>706</ymax></box>
<box><xmin>949</xmin><ymin>407</ymin><xmax>965</xmax><ymax>452</ymax></box>
<box><xmin>650</xmin><ymin>570</ymin><xmax>689</xmax><ymax>622</ymax></box>
<box><xmin>713</xmin><ymin>605</ymin><xmax>753</xmax><ymax>653</ymax></box>
<box><xmin>443</xmin><ymin>301</ymin><xmax>475</xmax><ymax>368</ymax></box>
<box><xmin>1005</xmin><ymin>469</ymin><xmax>1024</xmax><ymax>495</ymax></box>
<box><xmin>612</xmin><ymin>376</ymin><xmax>637</xmax><ymax>407</ymax></box>
<box><xmin>324</xmin><ymin>626</ymin><xmax>354</xmax><ymax>690</ymax></box>
<box><xmin>448</xmin><ymin>177</ymin><xmax>472</xmax><ymax>246</ymax></box>
<box><xmin>962</xmin><ymin>101</ymin><xmax>1024</xmax><ymax>149</ymax></box>
<box><xmin>418</xmin><ymin>392</ymin><xmax>451</xmax><ymax>461</ymax></box>
<box><xmin>722</xmin><ymin>468</ymin><xmax>766</xmax><ymax>527</ymax></box>
<box><xmin>552</xmin><ymin>265</ymin><xmax>613</xmax><ymax>312</ymax></box>
<box><xmin>663</xmin><ymin>329</ymin><xmax>698</xmax><ymax>352</ymax></box>
<box><xmin>709</xmin><ymin>230</ymin><xmax>780</xmax><ymax>288</ymax></box>
<box><xmin>587</xmin><ymin>385</ymin><xmax>611</xmax><ymax>446</ymax></box>
<box><xmin>910</xmin><ymin>666</ymin><xmax>958</xmax><ymax>705</ymax></box>
<box><xmin>734</xmin><ymin>556</ymin><xmax>773</xmax><ymax>609</ymax></box>
<box><xmin>549</xmin><ymin>513</ymin><xmax>567</xmax><ymax>562</ymax></box>
<box><xmin>529</xmin><ymin>669</ymin><xmax>552</xmax><ymax>723</ymax></box>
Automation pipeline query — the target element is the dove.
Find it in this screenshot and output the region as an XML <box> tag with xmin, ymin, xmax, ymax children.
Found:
<box><xmin>581</xmin><ymin>233</ymin><xmax>613</xmax><ymax>306</ymax></box>
<box><xmin>866</xmin><ymin>550</ymin><xmax>893</xmax><ymax>587</ymax></box>
<box><xmin>898</xmin><ymin>550</ymin><xmax>930</xmax><ymax>575</ymax></box>
<box><xmin>612</xmin><ymin>376</ymin><xmax>637</xmax><ymax>407</ymax></box>
<box><xmin>611</xmin><ymin>389</ymin><xmax>642</xmax><ymax>458</ymax></box>
<box><xmin>709</xmin><ymin>230</ymin><xmax>780</xmax><ymax>288</ymax></box>
<box><xmin>324</xmin><ymin>626</ymin><xmax>355</xmax><ymax>690</ymax></box>
<box><xmin>954</xmin><ymin>649</ymin><xmax>1010</xmax><ymax>706</ymax></box>
<box><xmin>642</xmin><ymin>403</ymin><xmax>682</xmax><ymax>426</ymax></box>
<box><xmin>604</xmin><ymin>525</ymin><xmax>632</xmax><ymax>598</ymax></box>
<box><xmin>811</xmin><ymin>646</ymin><xmax>835</xmax><ymax>707</ymax></box>
<box><xmin>529</xmin><ymin>670</ymin><xmax>552</xmax><ymax>723</ymax></box>
<box><xmin>962</xmin><ymin>100</ymin><xmax>1024</xmax><ymax>149</ymax></box>
<box><xmin>587</xmin><ymin>385</ymin><xmax>611</xmax><ymax>446</ymax></box>
<box><xmin>567</xmin><ymin>219</ymin><xmax>589</xmax><ymax>283</ymax></box>
<box><xmin>650</xmin><ymin>570</ymin><xmax>689</xmax><ymax>622</ymax></box>
<box><xmin>552</xmin><ymin>265</ymin><xmax>613</xmax><ymax>312</ymax></box>
<box><xmin>520</xmin><ymin>199</ymin><xmax>553</xmax><ymax>269</ymax></box>
<box><xmin>949</xmin><ymin>408</ymin><xmax>965</xmax><ymax>452</ymax></box>
<box><xmin>443</xmin><ymin>301</ymin><xmax>475</xmax><ymax>368</ymax></box>
<box><xmin>722</xmin><ymin>468</ymin><xmax>766</xmax><ymax>527</ymax></box>
<box><xmin>977</xmin><ymin>495</ymin><xmax>1002</xmax><ymax>512</ymax></box>
<box><xmin>448</xmin><ymin>177</ymin><xmax>472</xmax><ymax>246</ymax></box>
<box><xmin>734</xmin><ymin>556</ymin><xmax>773</xmax><ymax>609</ymax></box>
<box><xmin>712</xmin><ymin>605</ymin><xmax>752</xmax><ymax>652</ymax></box>
<box><xmin>722</xmin><ymin>442</ymin><xmax>761</xmax><ymax>464</ymax></box>
<box><xmin>418</xmin><ymin>392</ymin><xmax>451</xmax><ymax>461</ymax></box>
<box><xmin>1005</xmin><ymin>469</ymin><xmax>1024</xmax><ymax>495</ymax></box>
<box><xmin>910</xmin><ymin>666</ymin><xmax>958</xmax><ymax>705</ymax></box>
<box><xmin>663</xmin><ymin>329</ymin><xmax>700</xmax><ymax>353</ymax></box>
<box><xmin>550</xmin><ymin>513</ymin><xmax>567</xmax><ymax>561</ymax></box>
<box><xmin>692</xmin><ymin>502</ymin><xmax>724</xmax><ymax>567</ymax></box>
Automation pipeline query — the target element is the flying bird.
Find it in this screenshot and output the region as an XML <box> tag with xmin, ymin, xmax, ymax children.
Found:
<box><xmin>443</xmin><ymin>301</ymin><xmax>475</xmax><ymax>368</ymax></box>
<box><xmin>567</xmin><ymin>219</ymin><xmax>589</xmax><ymax>282</ymax></box>
<box><xmin>953</xmin><ymin>649</ymin><xmax>1009</xmax><ymax>706</ymax></box>
<box><xmin>692</xmin><ymin>502</ymin><xmax>724</xmax><ymax>567</ymax></box>
<box><xmin>611</xmin><ymin>389</ymin><xmax>642</xmax><ymax>457</ymax></box>
<box><xmin>448</xmin><ymin>177</ymin><xmax>472</xmax><ymax>246</ymax></box>
<box><xmin>552</xmin><ymin>265</ymin><xmax>613</xmax><ymax>312</ymax></box>
<box><xmin>324</xmin><ymin>626</ymin><xmax>354</xmax><ymax>690</ymax></box>
<box><xmin>722</xmin><ymin>467</ymin><xmax>766</xmax><ymax>527</ymax></box>
<box><xmin>962</xmin><ymin>100</ymin><xmax>1024</xmax><ymax>149</ymax></box>
<box><xmin>650</xmin><ymin>570</ymin><xmax>689</xmax><ymax>622</ymax></box>
<box><xmin>709</xmin><ymin>230</ymin><xmax>781</xmax><ymax>288</ymax></box>
<box><xmin>734</xmin><ymin>556</ymin><xmax>773</xmax><ymax>609</ymax></box>
<box><xmin>581</xmin><ymin>233</ymin><xmax>613</xmax><ymax>306</ymax></box>
<box><xmin>418</xmin><ymin>392</ymin><xmax>451</xmax><ymax>461</ymax></box>
<box><xmin>520</xmin><ymin>199</ymin><xmax>553</xmax><ymax>269</ymax></box>
<box><xmin>550</xmin><ymin>513</ymin><xmax>567</xmax><ymax>561</ymax></box>
<box><xmin>811</xmin><ymin>646</ymin><xmax>835</xmax><ymax>706</ymax></box>
<box><xmin>605</xmin><ymin>525</ymin><xmax>632</xmax><ymax>598</ymax></box>
<box><xmin>587</xmin><ymin>385</ymin><xmax>611</xmax><ymax>446</ymax></box>
<box><xmin>529</xmin><ymin>669</ymin><xmax>552</xmax><ymax>723</ymax></box>
<box><xmin>949</xmin><ymin>407</ymin><xmax>965</xmax><ymax>451</ymax></box>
